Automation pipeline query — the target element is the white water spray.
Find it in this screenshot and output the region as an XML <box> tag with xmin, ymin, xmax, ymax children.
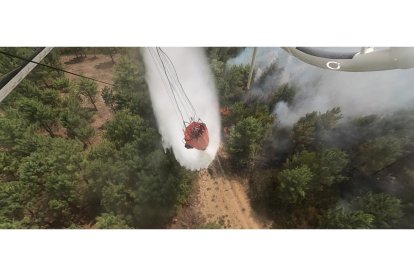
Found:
<box><xmin>143</xmin><ymin>47</ymin><xmax>221</xmax><ymax>170</ymax></box>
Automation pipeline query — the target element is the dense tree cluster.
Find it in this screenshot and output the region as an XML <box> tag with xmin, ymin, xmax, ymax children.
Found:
<box><xmin>0</xmin><ymin>48</ymin><xmax>195</xmax><ymax>228</ymax></box>
<box><xmin>208</xmin><ymin>47</ymin><xmax>414</xmax><ymax>229</ymax></box>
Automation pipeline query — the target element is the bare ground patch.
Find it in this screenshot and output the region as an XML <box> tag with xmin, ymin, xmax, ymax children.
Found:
<box><xmin>60</xmin><ymin>54</ymin><xmax>119</xmax><ymax>144</ymax></box>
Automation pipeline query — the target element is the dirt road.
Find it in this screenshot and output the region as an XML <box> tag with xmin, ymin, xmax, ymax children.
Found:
<box><xmin>197</xmin><ymin>169</ymin><xmax>268</xmax><ymax>228</ymax></box>
<box><xmin>171</xmin><ymin>166</ymin><xmax>270</xmax><ymax>229</ymax></box>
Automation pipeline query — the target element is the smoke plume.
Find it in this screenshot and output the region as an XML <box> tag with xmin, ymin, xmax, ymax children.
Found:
<box><xmin>143</xmin><ymin>48</ymin><xmax>221</xmax><ymax>170</ymax></box>
<box><xmin>230</xmin><ymin>47</ymin><xmax>414</xmax><ymax>125</ymax></box>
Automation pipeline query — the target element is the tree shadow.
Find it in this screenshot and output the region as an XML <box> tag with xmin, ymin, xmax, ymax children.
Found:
<box><xmin>95</xmin><ymin>61</ymin><xmax>115</xmax><ymax>70</ymax></box>
<box><xmin>88</xmin><ymin>56</ymin><xmax>99</xmax><ymax>62</ymax></box>
<box><xmin>64</xmin><ymin>56</ymin><xmax>86</xmax><ymax>65</ymax></box>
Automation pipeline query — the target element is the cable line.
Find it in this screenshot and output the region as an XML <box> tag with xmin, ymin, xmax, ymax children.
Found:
<box><xmin>0</xmin><ymin>50</ymin><xmax>115</xmax><ymax>86</ymax></box>
<box><xmin>152</xmin><ymin>48</ymin><xmax>186</xmax><ymax>125</ymax></box>
<box><xmin>147</xmin><ymin>47</ymin><xmax>183</xmax><ymax>125</ymax></box>
<box><xmin>153</xmin><ymin>47</ymin><xmax>201</xmax><ymax>128</ymax></box>
<box><xmin>156</xmin><ymin>47</ymin><xmax>198</xmax><ymax>118</ymax></box>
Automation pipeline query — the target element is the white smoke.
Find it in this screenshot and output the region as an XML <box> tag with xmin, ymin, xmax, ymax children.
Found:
<box><xmin>142</xmin><ymin>48</ymin><xmax>221</xmax><ymax>170</ymax></box>
<box><xmin>228</xmin><ymin>47</ymin><xmax>279</xmax><ymax>71</ymax></box>
<box><xmin>230</xmin><ymin>47</ymin><xmax>414</xmax><ymax>126</ymax></box>
<box><xmin>274</xmin><ymin>101</ymin><xmax>300</xmax><ymax>127</ymax></box>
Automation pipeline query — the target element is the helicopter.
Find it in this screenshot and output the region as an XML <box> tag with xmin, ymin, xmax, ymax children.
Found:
<box><xmin>282</xmin><ymin>47</ymin><xmax>414</xmax><ymax>72</ymax></box>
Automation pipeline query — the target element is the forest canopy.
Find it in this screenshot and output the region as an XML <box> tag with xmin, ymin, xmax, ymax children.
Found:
<box><xmin>1</xmin><ymin>47</ymin><xmax>413</xmax><ymax>229</ymax></box>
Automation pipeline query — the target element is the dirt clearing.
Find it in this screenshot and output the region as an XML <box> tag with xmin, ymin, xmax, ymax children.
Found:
<box><xmin>170</xmin><ymin>159</ymin><xmax>271</xmax><ymax>229</ymax></box>
<box><xmin>60</xmin><ymin>54</ymin><xmax>118</xmax><ymax>142</ymax></box>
